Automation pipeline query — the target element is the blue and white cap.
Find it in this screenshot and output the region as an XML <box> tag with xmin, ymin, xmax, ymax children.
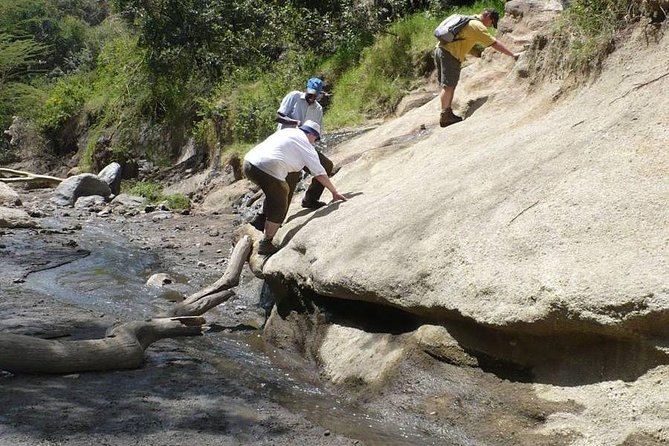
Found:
<box><xmin>306</xmin><ymin>77</ymin><xmax>324</xmax><ymax>95</ymax></box>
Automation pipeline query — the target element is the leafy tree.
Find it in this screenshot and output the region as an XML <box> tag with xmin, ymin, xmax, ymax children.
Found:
<box><xmin>111</xmin><ymin>0</ymin><xmax>291</xmax><ymax>79</ymax></box>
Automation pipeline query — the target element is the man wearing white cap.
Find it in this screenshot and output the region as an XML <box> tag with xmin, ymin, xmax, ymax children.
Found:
<box><xmin>243</xmin><ymin>120</ymin><xmax>347</xmax><ymax>255</ymax></box>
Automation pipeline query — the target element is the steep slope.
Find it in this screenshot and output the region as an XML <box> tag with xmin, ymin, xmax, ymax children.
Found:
<box><xmin>264</xmin><ymin>5</ymin><xmax>668</xmax><ymax>344</ymax></box>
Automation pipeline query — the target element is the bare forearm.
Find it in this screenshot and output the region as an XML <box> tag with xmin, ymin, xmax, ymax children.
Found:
<box><xmin>315</xmin><ymin>175</ymin><xmax>346</xmax><ymax>202</ymax></box>
<box><xmin>315</xmin><ymin>175</ymin><xmax>338</xmax><ymax>194</ymax></box>
<box><xmin>276</xmin><ymin>113</ymin><xmax>300</xmax><ymax>127</ymax></box>
<box><xmin>491</xmin><ymin>41</ymin><xmax>517</xmax><ymax>59</ymax></box>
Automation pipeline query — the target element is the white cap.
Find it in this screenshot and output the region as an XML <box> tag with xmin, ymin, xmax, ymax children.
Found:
<box><xmin>298</xmin><ymin>120</ymin><xmax>321</xmax><ymax>140</ymax></box>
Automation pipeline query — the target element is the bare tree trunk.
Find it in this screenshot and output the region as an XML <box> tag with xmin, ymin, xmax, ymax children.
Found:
<box><xmin>162</xmin><ymin>235</ymin><xmax>252</xmax><ymax>317</ymax></box>
<box><xmin>0</xmin><ymin>317</ymin><xmax>205</xmax><ymax>374</ymax></box>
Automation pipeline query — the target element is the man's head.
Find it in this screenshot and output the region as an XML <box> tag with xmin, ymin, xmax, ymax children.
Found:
<box><xmin>299</xmin><ymin>120</ymin><xmax>321</xmax><ymax>142</ymax></box>
<box><xmin>481</xmin><ymin>8</ymin><xmax>499</xmax><ymax>29</ymax></box>
<box><xmin>305</xmin><ymin>77</ymin><xmax>324</xmax><ymax>104</ymax></box>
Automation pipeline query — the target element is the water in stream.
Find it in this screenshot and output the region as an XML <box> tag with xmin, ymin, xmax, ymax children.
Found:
<box><xmin>21</xmin><ymin>220</ymin><xmax>448</xmax><ymax>445</ymax></box>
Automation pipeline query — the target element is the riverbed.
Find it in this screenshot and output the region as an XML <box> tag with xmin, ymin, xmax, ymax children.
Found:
<box><xmin>0</xmin><ymin>190</ymin><xmax>452</xmax><ymax>446</ymax></box>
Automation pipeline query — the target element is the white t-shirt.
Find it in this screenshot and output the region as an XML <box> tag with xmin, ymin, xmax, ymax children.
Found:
<box><xmin>276</xmin><ymin>91</ymin><xmax>324</xmax><ymax>132</ymax></box>
<box><xmin>244</xmin><ymin>128</ymin><xmax>326</xmax><ymax>181</ymax></box>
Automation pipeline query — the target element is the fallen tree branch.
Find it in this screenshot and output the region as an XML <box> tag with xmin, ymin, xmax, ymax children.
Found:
<box><xmin>0</xmin><ymin>317</ymin><xmax>205</xmax><ymax>374</ymax></box>
<box><xmin>0</xmin><ymin>168</ymin><xmax>63</xmax><ymax>187</ymax></box>
<box><xmin>161</xmin><ymin>235</ymin><xmax>252</xmax><ymax>317</ymax></box>
<box><xmin>244</xmin><ymin>189</ymin><xmax>264</xmax><ymax>207</ymax></box>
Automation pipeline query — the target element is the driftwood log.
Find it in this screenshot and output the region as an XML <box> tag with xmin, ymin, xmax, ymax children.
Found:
<box><xmin>0</xmin><ymin>168</ymin><xmax>63</xmax><ymax>187</ymax></box>
<box><xmin>161</xmin><ymin>235</ymin><xmax>252</xmax><ymax>317</ymax></box>
<box><xmin>0</xmin><ymin>235</ymin><xmax>257</xmax><ymax>374</ymax></box>
<box><xmin>0</xmin><ymin>317</ymin><xmax>205</xmax><ymax>374</ymax></box>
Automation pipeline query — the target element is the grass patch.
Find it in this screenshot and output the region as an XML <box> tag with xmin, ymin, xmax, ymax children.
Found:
<box><xmin>124</xmin><ymin>180</ymin><xmax>191</xmax><ymax>211</ymax></box>
<box><xmin>525</xmin><ymin>0</ymin><xmax>656</xmax><ymax>82</ymax></box>
<box><xmin>125</xmin><ymin>181</ymin><xmax>163</xmax><ymax>202</ymax></box>
<box><xmin>163</xmin><ymin>193</ymin><xmax>191</xmax><ymax>211</ymax></box>
<box><xmin>222</xmin><ymin>142</ymin><xmax>255</xmax><ymax>160</ymax></box>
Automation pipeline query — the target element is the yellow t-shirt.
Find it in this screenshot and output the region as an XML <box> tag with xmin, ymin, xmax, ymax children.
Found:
<box><xmin>437</xmin><ymin>18</ymin><xmax>496</xmax><ymax>63</ymax></box>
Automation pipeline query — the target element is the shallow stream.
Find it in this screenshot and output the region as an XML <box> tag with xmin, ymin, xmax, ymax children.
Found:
<box><xmin>22</xmin><ymin>219</ymin><xmax>449</xmax><ymax>445</ymax></box>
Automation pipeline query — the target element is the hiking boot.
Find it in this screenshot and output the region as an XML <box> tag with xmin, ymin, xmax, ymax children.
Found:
<box><xmin>301</xmin><ymin>199</ymin><xmax>327</xmax><ymax>209</ymax></box>
<box><xmin>257</xmin><ymin>239</ymin><xmax>278</xmax><ymax>256</ymax></box>
<box><xmin>439</xmin><ymin>109</ymin><xmax>463</xmax><ymax>128</ymax></box>
<box><xmin>249</xmin><ymin>213</ymin><xmax>266</xmax><ymax>232</ymax></box>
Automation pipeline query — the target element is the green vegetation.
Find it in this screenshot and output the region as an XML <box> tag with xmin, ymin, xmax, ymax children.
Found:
<box><xmin>125</xmin><ymin>180</ymin><xmax>191</xmax><ymax>210</ymax></box>
<box><xmin>1</xmin><ymin>0</ymin><xmax>662</xmax><ymax>173</ymax></box>
<box><xmin>125</xmin><ymin>181</ymin><xmax>162</xmax><ymax>202</ymax></box>
<box><xmin>527</xmin><ymin>0</ymin><xmax>663</xmax><ymax>80</ymax></box>
<box><xmin>323</xmin><ymin>0</ymin><xmax>504</xmax><ymax>128</ymax></box>
<box><xmin>163</xmin><ymin>193</ymin><xmax>191</xmax><ymax>211</ymax></box>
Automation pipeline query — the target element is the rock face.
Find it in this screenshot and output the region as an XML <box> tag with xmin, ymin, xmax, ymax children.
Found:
<box><xmin>263</xmin><ymin>6</ymin><xmax>669</xmax><ymax>345</ymax></box>
<box><xmin>74</xmin><ymin>195</ymin><xmax>107</xmax><ymax>210</ymax></box>
<box><xmin>52</xmin><ymin>173</ymin><xmax>112</xmax><ymax>206</ymax></box>
<box><xmin>201</xmin><ymin>179</ymin><xmax>255</xmax><ymax>214</ymax></box>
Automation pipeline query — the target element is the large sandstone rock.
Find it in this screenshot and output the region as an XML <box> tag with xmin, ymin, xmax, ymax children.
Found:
<box><xmin>201</xmin><ymin>179</ymin><xmax>255</xmax><ymax>214</ymax></box>
<box><xmin>263</xmin><ymin>19</ymin><xmax>669</xmax><ymax>341</ymax></box>
<box><xmin>319</xmin><ymin>324</ymin><xmax>405</xmax><ymax>385</ymax></box>
<box><xmin>52</xmin><ymin>173</ymin><xmax>112</xmax><ymax>206</ymax></box>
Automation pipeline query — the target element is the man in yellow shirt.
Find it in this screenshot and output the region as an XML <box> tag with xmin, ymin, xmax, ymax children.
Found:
<box><xmin>435</xmin><ymin>8</ymin><xmax>520</xmax><ymax>127</ymax></box>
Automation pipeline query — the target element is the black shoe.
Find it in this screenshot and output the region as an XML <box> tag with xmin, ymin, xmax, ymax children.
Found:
<box><xmin>301</xmin><ymin>200</ymin><xmax>327</xmax><ymax>209</ymax></box>
<box><xmin>257</xmin><ymin>239</ymin><xmax>278</xmax><ymax>256</ymax></box>
<box><xmin>250</xmin><ymin>214</ymin><xmax>266</xmax><ymax>231</ymax></box>
<box><xmin>439</xmin><ymin>109</ymin><xmax>463</xmax><ymax>128</ymax></box>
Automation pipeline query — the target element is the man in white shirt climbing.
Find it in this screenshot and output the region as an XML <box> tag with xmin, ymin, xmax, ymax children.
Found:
<box><xmin>243</xmin><ymin>120</ymin><xmax>347</xmax><ymax>255</ymax></box>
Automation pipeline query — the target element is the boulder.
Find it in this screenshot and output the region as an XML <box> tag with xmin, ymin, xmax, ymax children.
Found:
<box><xmin>110</xmin><ymin>193</ymin><xmax>145</xmax><ymax>207</ymax></box>
<box><xmin>200</xmin><ymin>179</ymin><xmax>255</xmax><ymax>214</ymax></box>
<box><xmin>263</xmin><ymin>16</ymin><xmax>669</xmax><ymax>342</ymax></box>
<box><xmin>319</xmin><ymin>324</ymin><xmax>405</xmax><ymax>385</ymax></box>
<box><xmin>52</xmin><ymin>173</ymin><xmax>112</xmax><ymax>206</ymax></box>
<box><xmin>413</xmin><ymin>325</ymin><xmax>478</xmax><ymax>367</ymax></box>
<box><xmin>74</xmin><ymin>195</ymin><xmax>107</xmax><ymax>211</ymax></box>
<box><xmin>0</xmin><ymin>206</ymin><xmax>37</xmax><ymax>228</ymax></box>
<box><xmin>146</xmin><ymin>273</ymin><xmax>175</xmax><ymax>288</ymax></box>
<box><xmin>97</xmin><ymin>162</ymin><xmax>122</xmax><ymax>195</ymax></box>
<box><xmin>0</xmin><ymin>183</ymin><xmax>21</xmax><ymax>206</ymax></box>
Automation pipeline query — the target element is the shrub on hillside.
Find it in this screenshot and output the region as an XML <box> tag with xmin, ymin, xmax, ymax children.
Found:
<box><xmin>527</xmin><ymin>0</ymin><xmax>666</xmax><ymax>82</ymax></box>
